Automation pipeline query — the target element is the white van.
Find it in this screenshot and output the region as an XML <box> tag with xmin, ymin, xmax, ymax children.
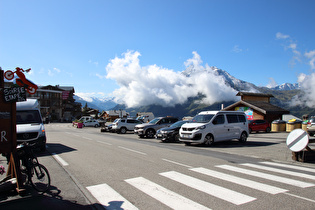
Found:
<box><xmin>16</xmin><ymin>99</ymin><xmax>46</xmax><ymax>151</ymax></box>
<box><xmin>179</xmin><ymin>111</ymin><xmax>248</xmax><ymax>146</ymax></box>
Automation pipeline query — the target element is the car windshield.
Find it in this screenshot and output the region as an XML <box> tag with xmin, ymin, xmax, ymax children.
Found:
<box><xmin>149</xmin><ymin>118</ymin><xmax>160</xmax><ymax>124</ymax></box>
<box><xmin>17</xmin><ymin>110</ymin><xmax>42</xmax><ymax>124</ymax></box>
<box><xmin>170</xmin><ymin>121</ymin><xmax>188</xmax><ymax>128</ymax></box>
<box><xmin>192</xmin><ymin>114</ymin><xmax>215</xmax><ymax>123</ymax></box>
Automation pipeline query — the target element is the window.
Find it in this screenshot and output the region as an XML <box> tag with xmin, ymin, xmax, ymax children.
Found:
<box><xmin>212</xmin><ymin>115</ymin><xmax>225</xmax><ymax>125</ymax></box>
<box><xmin>238</xmin><ymin>115</ymin><xmax>246</xmax><ymax>122</ymax></box>
<box><xmin>227</xmin><ymin>114</ymin><xmax>238</xmax><ymax>123</ymax></box>
<box><xmin>170</xmin><ymin>118</ymin><xmax>178</xmax><ymax>123</ymax></box>
<box><xmin>17</xmin><ymin>110</ymin><xmax>42</xmax><ymax>124</ymax></box>
<box><xmin>193</xmin><ymin>114</ymin><xmax>215</xmax><ymax>123</ymax></box>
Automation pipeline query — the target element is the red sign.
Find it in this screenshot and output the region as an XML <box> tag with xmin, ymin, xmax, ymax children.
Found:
<box><xmin>4</xmin><ymin>67</ymin><xmax>38</xmax><ymax>94</ymax></box>
<box><xmin>62</xmin><ymin>91</ymin><xmax>70</xmax><ymax>100</ymax></box>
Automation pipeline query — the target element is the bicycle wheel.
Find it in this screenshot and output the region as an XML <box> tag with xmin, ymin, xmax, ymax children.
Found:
<box><xmin>29</xmin><ymin>164</ymin><xmax>51</xmax><ymax>192</ymax></box>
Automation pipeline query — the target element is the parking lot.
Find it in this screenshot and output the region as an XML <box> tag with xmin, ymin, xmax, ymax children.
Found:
<box><xmin>98</xmin><ymin>123</ymin><xmax>315</xmax><ymax>167</ymax></box>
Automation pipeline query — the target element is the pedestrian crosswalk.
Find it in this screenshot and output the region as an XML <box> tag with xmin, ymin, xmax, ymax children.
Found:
<box><xmin>86</xmin><ymin>161</ymin><xmax>315</xmax><ymax>209</ymax></box>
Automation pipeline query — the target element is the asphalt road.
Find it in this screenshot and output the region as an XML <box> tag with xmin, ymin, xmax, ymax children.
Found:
<box><xmin>4</xmin><ymin>123</ymin><xmax>315</xmax><ymax>210</ymax></box>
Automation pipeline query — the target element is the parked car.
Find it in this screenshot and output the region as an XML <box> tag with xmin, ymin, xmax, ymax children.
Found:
<box><xmin>97</xmin><ymin>118</ymin><xmax>107</xmax><ymax>127</ymax></box>
<box><xmin>112</xmin><ymin>118</ymin><xmax>143</xmax><ymax>134</ymax></box>
<box><xmin>179</xmin><ymin>111</ymin><xmax>248</xmax><ymax>146</ymax></box>
<box><xmin>79</xmin><ymin>116</ymin><xmax>94</xmax><ymax>122</ymax></box>
<box><xmin>248</xmin><ymin>120</ymin><xmax>271</xmax><ymax>133</ymax></box>
<box><xmin>134</xmin><ymin>116</ymin><xmax>179</xmax><ymax>138</ymax></box>
<box><xmin>155</xmin><ymin>120</ymin><xmax>190</xmax><ymax>142</ymax></box>
<box><xmin>307</xmin><ymin>117</ymin><xmax>315</xmax><ymax>136</ymax></box>
<box><xmin>83</xmin><ymin>119</ymin><xmax>100</xmax><ymax>127</ymax></box>
<box><xmin>136</xmin><ymin>112</ymin><xmax>155</xmax><ymax>123</ymax></box>
<box><xmin>101</xmin><ymin>123</ymin><xmax>113</xmax><ymax>132</ymax></box>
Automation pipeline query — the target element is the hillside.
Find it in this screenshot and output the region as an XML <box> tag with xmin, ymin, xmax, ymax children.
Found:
<box><xmin>75</xmin><ymin>66</ymin><xmax>314</xmax><ymax>119</ymax></box>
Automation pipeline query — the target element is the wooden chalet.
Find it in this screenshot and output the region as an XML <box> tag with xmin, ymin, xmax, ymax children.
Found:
<box><xmin>223</xmin><ymin>92</ymin><xmax>290</xmax><ymax>123</ymax></box>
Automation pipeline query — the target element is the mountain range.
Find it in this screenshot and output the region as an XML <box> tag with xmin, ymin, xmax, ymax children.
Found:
<box><xmin>74</xmin><ymin>66</ymin><xmax>311</xmax><ymax>118</ymax></box>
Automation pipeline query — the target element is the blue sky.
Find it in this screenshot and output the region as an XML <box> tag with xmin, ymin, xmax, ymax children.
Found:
<box><xmin>1</xmin><ymin>0</ymin><xmax>315</xmax><ymax>107</ymax></box>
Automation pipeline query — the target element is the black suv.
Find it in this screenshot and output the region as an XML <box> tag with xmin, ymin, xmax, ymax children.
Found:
<box><xmin>134</xmin><ymin>116</ymin><xmax>178</xmax><ymax>138</ymax></box>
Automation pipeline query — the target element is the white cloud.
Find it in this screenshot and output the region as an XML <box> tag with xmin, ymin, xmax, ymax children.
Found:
<box><xmin>89</xmin><ymin>60</ymin><xmax>99</xmax><ymax>66</ymax></box>
<box><xmin>276</xmin><ymin>32</ymin><xmax>303</xmax><ymax>67</ymax></box>
<box><xmin>53</xmin><ymin>68</ymin><xmax>61</xmax><ymax>73</ymax></box>
<box><xmin>305</xmin><ymin>50</ymin><xmax>315</xmax><ymax>69</ymax></box>
<box><xmin>47</xmin><ymin>67</ymin><xmax>61</xmax><ymax>77</ymax></box>
<box><xmin>276</xmin><ymin>32</ymin><xmax>290</xmax><ymax>39</ymax></box>
<box><xmin>48</xmin><ymin>69</ymin><xmax>54</xmax><ymax>77</ymax></box>
<box><xmin>232</xmin><ymin>45</ymin><xmax>243</xmax><ymax>53</ymax></box>
<box><xmin>75</xmin><ymin>92</ymin><xmax>95</xmax><ymax>102</ymax></box>
<box><xmin>291</xmin><ymin>73</ymin><xmax>315</xmax><ymax>107</ymax></box>
<box><xmin>96</xmin><ymin>73</ymin><xmax>106</xmax><ymax>79</ymax></box>
<box><xmin>105</xmin><ymin>50</ymin><xmax>237</xmax><ymax>108</ymax></box>
<box><xmin>266</xmin><ymin>78</ymin><xmax>277</xmax><ymax>88</ymax></box>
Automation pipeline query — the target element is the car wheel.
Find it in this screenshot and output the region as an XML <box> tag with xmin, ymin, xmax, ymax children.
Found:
<box><xmin>95</xmin><ymin>124</ymin><xmax>99</xmax><ymax>128</ymax></box>
<box><xmin>174</xmin><ymin>134</ymin><xmax>180</xmax><ymax>142</ymax></box>
<box><xmin>266</xmin><ymin>127</ymin><xmax>271</xmax><ymax>133</ymax></box>
<box><xmin>120</xmin><ymin>127</ymin><xmax>127</xmax><ymax>134</ymax></box>
<box><xmin>204</xmin><ymin>134</ymin><xmax>214</xmax><ymax>146</ymax></box>
<box><xmin>249</xmin><ymin>128</ymin><xmax>252</xmax><ymax>134</ymax></box>
<box><xmin>239</xmin><ymin>132</ymin><xmax>247</xmax><ymax>143</ymax></box>
<box><xmin>145</xmin><ymin>129</ymin><xmax>155</xmax><ymax>138</ymax></box>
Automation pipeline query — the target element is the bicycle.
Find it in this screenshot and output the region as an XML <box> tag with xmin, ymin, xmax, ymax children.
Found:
<box><xmin>17</xmin><ymin>142</ymin><xmax>51</xmax><ymax>192</ymax></box>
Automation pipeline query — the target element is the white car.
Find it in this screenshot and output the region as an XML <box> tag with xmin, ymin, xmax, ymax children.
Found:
<box><xmin>179</xmin><ymin>111</ymin><xmax>248</xmax><ymax>146</ymax></box>
<box><xmin>112</xmin><ymin>118</ymin><xmax>143</xmax><ymax>134</ymax></box>
<box><xmin>83</xmin><ymin>119</ymin><xmax>100</xmax><ymax>127</ymax></box>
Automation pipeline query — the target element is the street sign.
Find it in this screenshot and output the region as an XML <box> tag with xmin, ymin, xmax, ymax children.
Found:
<box><xmin>286</xmin><ymin>129</ymin><xmax>309</xmax><ymax>152</ymax></box>
<box><xmin>0</xmin><ymin>70</ymin><xmax>17</xmax><ymax>153</ymax></box>
<box><xmin>3</xmin><ymin>86</ymin><xmax>26</xmax><ymax>103</ymax></box>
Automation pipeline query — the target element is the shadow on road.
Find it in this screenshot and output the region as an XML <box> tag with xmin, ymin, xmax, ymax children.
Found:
<box><xmin>44</xmin><ymin>143</ymin><xmax>77</xmax><ymax>155</ymax></box>
<box><xmin>0</xmin><ymin>183</ymin><xmax>99</xmax><ymax>210</ymax></box>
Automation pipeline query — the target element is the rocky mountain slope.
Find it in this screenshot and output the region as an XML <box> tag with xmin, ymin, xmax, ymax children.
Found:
<box><xmin>75</xmin><ymin>66</ymin><xmax>312</xmax><ymax>118</ymax></box>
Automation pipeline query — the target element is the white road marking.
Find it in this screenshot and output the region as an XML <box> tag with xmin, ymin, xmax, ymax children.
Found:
<box><xmin>284</xmin><ymin>192</ymin><xmax>315</xmax><ymax>203</ymax></box>
<box><xmin>217</xmin><ymin>165</ymin><xmax>315</xmax><ymax>188</ymax></box>
<box><xmin>118</xmin><ymin>146</ymin><xmax>147</xmax><ymax>155</ymax></box>
<box><xmin>97</xmin><ymin>140</ymin><xmax>112</xmax><ymax>145</ymax></box>
<box><xmin>160</xmin><ymin>171</ymin><xmax>256</xmax><ymax>205</ymax></box>
<box><xmin>162</xmin><ymin>158</ymin><xmax>192</xmax><ymax>168</ymax></box>
<box><xmin>191</xmin><ymin>167</ymin><xmax>288</xmax><ymax>194</ymax></box>
<box><xmin>87</xmin><ymin>183</ymin><xmax>138</xmax><ymax>210</ymax></box>
<box><xmin>241</xmin><ymin>163</ymin><xmax>315</xmax><ymax>181</ymax></box>
<box><xmin>261</xmin><ymin>161</ymin><xmax>315</xmax><ymax>173</ymax></box>
<box><xmin>82</xmin><ymin>136</ymin><xmax>93</xmax><ymax>140</ymax></box>
<box><xmin>125</xmin><ymin>177</ymin><xmax>211</xmax><ymax>210</ymax></box>
<box><xmin>52</xmin><ymin>153</ymin><xmax>69</xmax><ymax>166</ymax></box>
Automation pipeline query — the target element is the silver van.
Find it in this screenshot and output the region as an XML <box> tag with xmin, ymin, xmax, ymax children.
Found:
<box><xmin>16</xmin><ymin>99</ymin><xmax>46</xmax><ymax>151</ymax></box>
<box><xmin>179</xmin><ymin>111</ymin><xmax>248</xmax><ymax>146</ymax></box>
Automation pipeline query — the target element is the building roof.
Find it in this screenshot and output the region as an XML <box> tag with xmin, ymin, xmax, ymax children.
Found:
<box><xmin>39</xmin><ymin>85</ymin><xmax>75</xmax><ymax>92</ymax></box>
<box><xmin>236</xmin><ymin>92</ymin><xmax>274</xmax><ymax>98</ymax></box>
<box><xmin>223</xmin><ymin>100</ymin><xmax>290</xmax><ymax>115</ymax></box>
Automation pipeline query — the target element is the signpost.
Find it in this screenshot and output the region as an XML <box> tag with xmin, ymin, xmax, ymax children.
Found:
<box><xmin>0</xmin><ymin>67</ymin><xmax>37</xmax><ymax>192</ymax></box>
<box><xmin>286</xmin><ymin>129</ymin><xmax>314</xmax><ymax>162</ymax></box>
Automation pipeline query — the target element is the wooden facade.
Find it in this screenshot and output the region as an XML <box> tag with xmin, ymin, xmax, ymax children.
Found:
<box><xmin>223</xmin><ymin>92</ymin><xmax>290</xmax><ymax>123</ymax></box>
